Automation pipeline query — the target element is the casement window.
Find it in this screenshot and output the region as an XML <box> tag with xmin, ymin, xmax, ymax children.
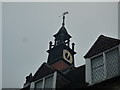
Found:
<box><xmin>91</xmin><ymin>55</ymin><xmax>104</xmax><ymax>83</ymax></box>
<box><xmin>34</xmin><ymin>72</ymin><xmax>57</xmax><ymax>90</ymax></box>
<box><xmin>86</xmin><ymin>46</ymin><xmax>120</xmax><ymax>84</ymax></box>
<box><xmin>35</xmin><ymin>80</ymin><xmax>43</xmax><ymax>89</ymax></box>
<box><xmin>105</xmin><ymin>48</ymin><xmax>119</xmax><ymax>79</ymax></box>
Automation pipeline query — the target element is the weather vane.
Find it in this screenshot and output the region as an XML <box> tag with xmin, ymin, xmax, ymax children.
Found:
<box><xmin>59</xmin><ymin>11</ymin><xmax>69</xmax><ymax>26</ymax></box>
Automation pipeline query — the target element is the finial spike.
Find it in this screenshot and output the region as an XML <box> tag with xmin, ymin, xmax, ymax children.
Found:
<box><xmin>62</xmin><ymin>15</ymin><xmax>65</xmax><ymax>26</ymax></box>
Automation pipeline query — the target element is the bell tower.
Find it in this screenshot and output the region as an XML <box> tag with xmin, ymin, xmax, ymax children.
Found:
<box><xmin>47</xmin><ymin>12</ymin><xmax>76</xmax><ymax>71</ymax></box>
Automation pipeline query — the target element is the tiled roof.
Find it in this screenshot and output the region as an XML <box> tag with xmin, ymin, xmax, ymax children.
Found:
<box><xmin>32</xmin><ymin>62</ymin><xmax>55</xmax><ymax>81</ymax></box>
<box><xmin>84</xmin><ymin>35</ymin><xmax>120</xmax><ymax>59</ymax></box>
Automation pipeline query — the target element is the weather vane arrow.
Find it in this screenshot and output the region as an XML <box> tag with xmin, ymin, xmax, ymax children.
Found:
<box><xmin>63</xmin><ymin>11</ymin><xmax>69</xmax><ymax>16</ymax></box>
<box><xmin>59</xmin><ymin>11</ymin><xmax>69</xmax><ymax>26</ymax></box>
<box><xmin>59</xmin><ymin>11</ymin><xmax>69</xmax><ymax>17</ymax></box>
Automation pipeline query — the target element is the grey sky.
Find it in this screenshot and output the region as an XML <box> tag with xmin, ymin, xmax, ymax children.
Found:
<box><xmin>0</xmin><ymin>2</ymin><xmax>2</xmax><ymax>90</ymax></box>
<box><xmin>2</xmin><ymin>2</ymin><xmax>118</xmax><ymax>88</ymax></box>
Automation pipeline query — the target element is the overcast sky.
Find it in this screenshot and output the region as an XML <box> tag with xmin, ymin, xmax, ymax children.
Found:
<box><xmin>2</xmin><ymin>2</ymin><xmax>118</xmax><ymax>88</ymax></box>
<box><xmin>0</xmin><ymin>2</ymin><xmax>2</xmax><ymax>90</ymax></box>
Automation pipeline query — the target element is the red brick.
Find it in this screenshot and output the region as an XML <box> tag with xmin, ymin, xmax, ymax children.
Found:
<box><xmin>51</xmin><ymin>60</ymin><xmax>70</xmax><ymax>71</ymax></box>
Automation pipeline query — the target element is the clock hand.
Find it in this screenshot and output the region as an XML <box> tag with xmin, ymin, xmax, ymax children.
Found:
<box><xmin>67</xmin><ymin>55</ymin><xmax>70</xmax><ymax>60</ymax></box>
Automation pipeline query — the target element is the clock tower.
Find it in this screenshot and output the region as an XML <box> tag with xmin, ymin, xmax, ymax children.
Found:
<box><xmin>47</xmin><ymin>12</ymin><xmax>76</xmax><ymax>71</ymax></box>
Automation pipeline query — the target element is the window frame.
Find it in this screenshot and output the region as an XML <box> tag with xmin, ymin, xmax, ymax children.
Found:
<box><xmin>105</xmin><ymin>47</ymin><xmax>120</xmax><ymax>79</ymax></box>
<box><xmin>34</xmin><ymin>71</ymin><xmax>57</xmax><ymax>90</ymax></box>
<box><xmin>91</xmin><ymin>54</ymin><xmax>105</xmax><ymax>83</ymax></box>
<box><xmin>88</xmin><ymin>45</ymin><xmax>120</xmax><ymax>85</ymax></box>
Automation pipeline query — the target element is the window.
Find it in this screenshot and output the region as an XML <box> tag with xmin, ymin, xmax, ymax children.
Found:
<box><xmin>90</xmin><ymin>47</ymin><xmax>120</xmax><ymax>84</ymax></box>
<box><xmin>105</xmin><ymin>48</ymin><xmax>119</xmax><ymax>79</ymax></box>
<box><xmin>35</xmin><ymin>80</ymin><xmax>43</xmax><ymax>90</ymax></box>
<box><xmin>91</xmin><ymin>55</ymin><xmax>104</xmax><ymax>83</ymax></box>
<box><xmin>34</xmin><ymin>72</ymin><xmax>57</xmax><ymax>90</ymax></box>
<box><xmin>44</xmin><ymin>76</ymin><xmax>53</xmax><ymax>88</ymax></box>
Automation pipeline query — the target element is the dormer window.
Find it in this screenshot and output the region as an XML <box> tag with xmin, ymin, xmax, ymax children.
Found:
<box><xmin>34</xmin><ymin>72</ymin><xmax>57</xmax><ymax>89</ymax></box>
<box><xmin>86</xmin><ymin>46</ymin><xmax>120</xmax><ymax>85</ymax></box>
<box><xmin>84</xmin><ymin>35</ymin><xmax>120</xmax><ymax>85</ymax></box>
<box><xmin>35</xmin><ymin>75</ymin><xmax>53</xmax><ymax>89</ymax></box>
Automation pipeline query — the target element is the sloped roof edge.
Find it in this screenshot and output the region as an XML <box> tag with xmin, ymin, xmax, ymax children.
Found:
<box><xmin>84</xmin><ymin>35</ymin><xmax>120</xmax><ymax>59</ymax></box>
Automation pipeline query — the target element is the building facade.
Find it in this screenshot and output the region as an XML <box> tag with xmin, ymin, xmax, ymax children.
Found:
<box><xmin>21</xmin><ymin>14</ymin><xmax>120</xmax><ymax>90</ymax></box>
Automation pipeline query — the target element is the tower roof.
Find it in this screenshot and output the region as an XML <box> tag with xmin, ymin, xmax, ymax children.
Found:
<box><xmin>53</xmin><ymin>26</ymin><xmax>71</xmax><ymax>40</ymax></box>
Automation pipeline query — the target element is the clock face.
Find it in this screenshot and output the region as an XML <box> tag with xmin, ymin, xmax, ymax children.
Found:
<box><xmin>63</xmin><ymin>49</ymin><xmax>73</xmax><ymax>64</ymax></box>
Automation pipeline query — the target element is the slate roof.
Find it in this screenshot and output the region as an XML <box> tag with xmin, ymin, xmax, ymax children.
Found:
<box><xmin>84</xmin><ymin>35</ymin><xmax>120</xmax><ymax>59</ymax></box>
<box><xmin>53</xmin><ymin>26</ymin><xmax>71</xmax><ymax>40</ymax></box>
<box><xmin>32</xmin><ymin>62</ymin><xmax>55</xmax><ymax>82</ymax></box>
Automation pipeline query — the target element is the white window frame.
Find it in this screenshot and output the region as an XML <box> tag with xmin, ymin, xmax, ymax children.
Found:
<box><xmin>86</xmin><ymin>45</ymin><xmax>120</xmax><ymax>85</ymax></box>
<box><xmin>30</xmin><ymin>71</ymin><xmax>57</xmax><ymax>90</ymax></box>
